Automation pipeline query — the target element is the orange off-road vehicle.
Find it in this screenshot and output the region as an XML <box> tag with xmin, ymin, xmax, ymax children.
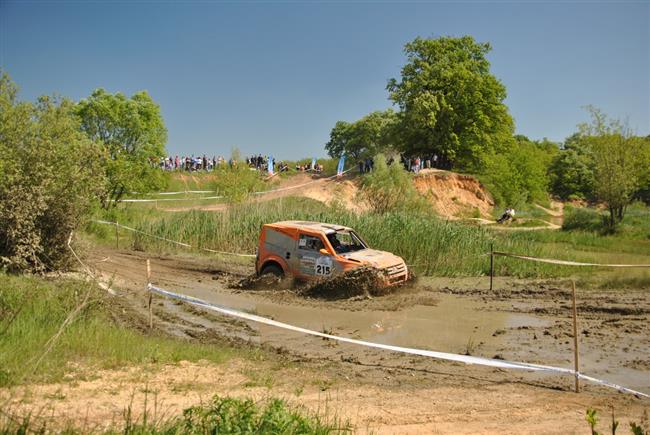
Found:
<box><xmin>255</xmin><ymin>221</ymin><xmax>408</xmax><ymax>286</ymax></box>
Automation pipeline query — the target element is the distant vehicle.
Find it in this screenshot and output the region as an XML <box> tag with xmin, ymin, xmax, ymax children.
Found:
<box><xmin>256</xmin><ymin>221</ymin><xmax>409</xmax><ymax>287</ymax></box>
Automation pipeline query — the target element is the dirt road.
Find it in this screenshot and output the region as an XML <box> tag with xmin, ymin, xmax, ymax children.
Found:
<box><xmin>4</xmin><ymin>245</ymin><xmax>648</xmax><ymax>434</ymax></box>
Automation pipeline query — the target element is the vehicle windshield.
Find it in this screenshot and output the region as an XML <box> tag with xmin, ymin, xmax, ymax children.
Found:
<box><xmin>326</xmin><ymin>230</ymin><xmax>367</xmax><ymax>254</ymax></box>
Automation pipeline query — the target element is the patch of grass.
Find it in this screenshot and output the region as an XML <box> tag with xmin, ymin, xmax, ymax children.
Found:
<box><xmin>562</xmin><ymin>205</ymin><xmax>604</xmax><ymax>232</ymax></box>
<box><xmin>1</xmin><ymin>395</ymin><xmax>351</xmax><ymax>434</ymax></box>
<box><xmin>0</xmin><ymin>273</ymin><xmax>245</xmax><ymax>387</ymax></box>
<box><xmin>116</xmin><ymin>197</ymin><xmax>598</xmax><ymax>277</ymax></box>
<box><xmin>508</xmin><ymin>218</ymin><xmax>553</xmax><ymax>228</ymax></box>
<box><xmin>241</xmin><ymin>367</ymin><xmax>276</xmax><ymax>389</ymax></box>
<box><xmin>577</xmin><ymin>270</ymin><xmax>650</xmax><ymax>290</ymax></box>
<box><xmin>90</xmin><ymin>197</ymin><xmax>650</xmax><ymax>280</ymax></box>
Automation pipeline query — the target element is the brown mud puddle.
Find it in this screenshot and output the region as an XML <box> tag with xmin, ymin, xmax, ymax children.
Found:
<box><xmin>88</xmin><ymin>247</ymin><xmax>650</xmax><ymax>396</ymax></box>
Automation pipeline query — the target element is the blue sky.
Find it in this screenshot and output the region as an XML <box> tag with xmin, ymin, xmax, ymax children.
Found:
<box><xmin>1</xmin><ymin>1</ymin><xmax>648</xmax><ymax>159</ymax></box>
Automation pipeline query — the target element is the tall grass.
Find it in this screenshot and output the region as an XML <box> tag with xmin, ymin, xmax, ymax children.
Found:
<box><xmin>125</xmin><ymin>197</ymin><xmax>615</xmax><ymax>277</ymax></box>
<box><xmin>1</xmin><ymin>395</ymin><xmax>351</xmax><ymax>434</ymax></box>
<box><xmin>0</xmin><ymin>273</ymin><xmax>243</xmax><ymax>387</ymax></box>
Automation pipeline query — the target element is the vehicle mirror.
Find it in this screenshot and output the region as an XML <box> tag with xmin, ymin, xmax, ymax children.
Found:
<box><xmin>319</xmin><ymin>248</ymin><xmax>330</xmax><ymax>256</ymax></box>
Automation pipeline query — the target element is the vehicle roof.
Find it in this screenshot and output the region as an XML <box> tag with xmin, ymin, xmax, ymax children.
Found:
<box><xmin>265</xmin><ymin>220</ymin><xmax>353</xmax><ymax>234</ymax></box>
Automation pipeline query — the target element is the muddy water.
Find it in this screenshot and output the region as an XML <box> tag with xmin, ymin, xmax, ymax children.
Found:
<box><xmin>181</xmin><ymin>286</ymin><xmax>548</xmax><ymax>359</ymax></box>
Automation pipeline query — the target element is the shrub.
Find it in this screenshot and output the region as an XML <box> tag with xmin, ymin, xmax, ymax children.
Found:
<box><xmin>561</xmin><ymin>206</ymin><xmax>603</xmax><ymax>232</ymax></box>
<box><xmin>211</xmin><ymin>164</ymin><xmax>267</xmax><ymax>203</ymax></box>
<box><xmin>176</xmin><ymin>396</ymin><xmax>349</xmax><ymax>434</ymax></box>
<box><xmin>358</xmin><ymin>154</ymin><xmax>427</xmax><ymax>214</ymax></box>
<box><xmin>0</xmin><ymin>73</ymin><xmax>105</xmax><ymax>272</ymax></box>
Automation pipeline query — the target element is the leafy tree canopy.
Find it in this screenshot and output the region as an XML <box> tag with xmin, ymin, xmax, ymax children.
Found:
<box><xmin>577</xmin><ymin>106</ymin><xmax>648</xmax><ymax>229</ymax></box>
<box><xmin>387</xmin><ymin>36</ymin><xmax>514</xmax><ymax>170</ymax></box>
<box><xmin>325</xmin><ymin>109</ymin><xmax>397</xmax><ymax>160</ymax></box>
<box><xmin>480</xmin><ymin>137</ymin><xmax>555</xmax><ymax>207</ymax></box>
<box><xmin>75</xmin><ymin>88</ymin><xmax>168</xmax><ymax>206</ymax></box>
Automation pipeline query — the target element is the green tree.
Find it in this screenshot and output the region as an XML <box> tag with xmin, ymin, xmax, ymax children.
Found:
<box><xmin>325</xmin><ymin>110</ymin><xmax>397</xmax><ymax>159</ymax></box>
<box><xmin>75</xmin><ymin>88</ymin><xmax>167</xmax><ymax>207</ymax></box>
<box><xmin>548</xmin><ymin>133</ymin><xmax>595</xmax><ymax>201</ymax></box>
<box><xmin>480</xmin><ymin>137</ymin><xmax>556</xmax><ymax>207</ymax></box>
<box><xmin>0</xmin><ymin>72</ymin><xmax>104</xmax><ymax>272</ymax></box>
<box><xmin>579</xmin><ymin>106</ymin><xmax>647</xmax><ymax>229</ymax></box>
<box><xmin>387</xmin><ymin>36</ymin><xmax>514</xmax><ymax>169</ymax></box>
<box><xmin>635</xmin><ymin>135</ymin><xmax>650</xmax><ymax>204</ymax></box>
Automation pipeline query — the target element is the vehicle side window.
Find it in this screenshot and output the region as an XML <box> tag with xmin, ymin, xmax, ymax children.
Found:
<box><xmin>298</xmin><ymin>234</ymin><xmax>324</xmax><ymax>251</ymax></box>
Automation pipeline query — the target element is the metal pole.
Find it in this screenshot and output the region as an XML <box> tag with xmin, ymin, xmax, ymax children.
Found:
<box><xmin>572</xmin><ymin>280</ymin><xmax>580</xmax><ymax>393</ymax></box>
<box><xmin>147</xmin><ymin>259</ymin><xmax>153</xmax><ymax>329</ymax></box>
<box><xmin>489</xmin><ymin>243</ymin><xmax>494</xmax><ymax>291</ymax></box>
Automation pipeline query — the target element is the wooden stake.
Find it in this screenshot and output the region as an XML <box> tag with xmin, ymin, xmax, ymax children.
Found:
<box><xmin>147</xmin><ymin>259</ymin><xmax>153</xmax><ymax>329</ymax></box>
<box><xmin>572</xmin><ymin>280</ymin><xmax>580</xmax><ymax>393</ymax></box>
<box><xmin>489</xmin><ymin>243</ymin><xmax>494</xmax><ymax>291</ymax></box>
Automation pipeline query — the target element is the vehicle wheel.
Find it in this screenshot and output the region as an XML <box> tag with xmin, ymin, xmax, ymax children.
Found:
<box><xmin>261</xmin><ymin>264</ymin><xmax>284</xmax><ymax>277</ymax></box>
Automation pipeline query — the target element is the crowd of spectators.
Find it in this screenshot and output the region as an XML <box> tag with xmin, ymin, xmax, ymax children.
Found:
<box><xmin>155</xmin><ymin>154</ymin><xmax>323</xmax><ymax>174</ymax></box>
<box><xmin>157</xmin><ymin>155</ymin><xmax>230</xmax><ymax>171</ymax></box>
<box><xmin>357</xmin><ymin>153</ymin><xmax>448</xmax><ymax>174</ymax></box>
<box><xmin>401</xmin><ymin>154</ymin><xmax>449</xmax><ymax>173</ymax></box>
<box><xmin>157</xmin><ymin>152</ymin><xmax>449</xmax><ymax>175</ymax></box>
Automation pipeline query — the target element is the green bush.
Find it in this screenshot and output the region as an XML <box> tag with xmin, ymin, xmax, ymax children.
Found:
<box><xmin>561</xmin><ymin>206</ymin><xmax>604</xmax><ymax>232</ymax></box>
<box><xmin>0</xmin><ymin>72</ymin><xmax>105</xmax><ymax>272</ymax></box>
<box><xmin>211</xmin><ymin>164</ymin><xmax>268</xmax><ymax>203</ymax></box>
<box><xmin>174</xmin><ymin>396</ymin><xmax>349</xmax><ymax>434</ymax></box>
<box><xmin>358</xmin><ymin>154</ymin><xmax>428</xmax><ymax>214</ymax></box>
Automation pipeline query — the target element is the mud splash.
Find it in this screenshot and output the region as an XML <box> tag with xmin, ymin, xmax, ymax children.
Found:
<box><xmin>302</xmin><ymin>267</ymin><xmax>385</xmax><ymax>299</ymax></box>
<box><xmin>228</xmin><ymin>273</ymin><xmax>291</xmax><ymax>291</ymax></box>
<box><xmin>230</xmin><ymin>267</ymin><xmax>414</xmax><ymax>300</ymax></box>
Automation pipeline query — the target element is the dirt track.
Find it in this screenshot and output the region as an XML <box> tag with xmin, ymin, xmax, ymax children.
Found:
<box><xmin>163</xmin><ymin>172</ymin><xmax>367</xmax><ymax>213</ymax></box>
<box><xmin>4</xmin><ymin>245</ymin><xmax>649</xmax><ymax>433</ymax></box>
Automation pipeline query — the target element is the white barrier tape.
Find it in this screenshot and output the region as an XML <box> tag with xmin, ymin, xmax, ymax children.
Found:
<box><xmin>148</xmin><ymin>283</ymin><xmax>648</xmax><ymax>399</ymax></box>
<box><xmin>494</xmin><ymin>251</ymin><xmax>650</xmax><ymax>268</ymax></box>
<box><xmin>119</xmin><ymin>195</ymin><xmax>224</xmax><ymax>203</ymax></box>
<box><xmin>117</xmin><ymin>168</ymin><xmax>355</xmax><ymax>203</ymax></box>
<box><xmin>130</xmin><ymin>190</ymin><xmax>216</xmax><ymax>195</ymax></box>
<box><xmin>93</xmin><ymin>220</ymin><xmax>256</xmax><ymax>257</ymax></box>
<box><xmin>157</xmin><ymin>190</ymin><xmax>215</xmax><ymax>195</ymax></box>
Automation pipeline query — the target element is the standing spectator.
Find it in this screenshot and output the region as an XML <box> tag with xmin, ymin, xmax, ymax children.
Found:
<box><xmin>364</xmin><ymin>157</ymin><xmax>372</xmax><ymax>173</ymax></box>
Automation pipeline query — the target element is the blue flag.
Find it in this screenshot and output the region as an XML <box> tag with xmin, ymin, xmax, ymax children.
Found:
<box><xmin>311</xmin><ymin>157</ymin><xmax>316</xmax><ymax>170</ymax></box>
<box><xmin>268</xmin><ymin>155</ymin><xmax>274</xmax><ymax>175</ymax></box>
<box><xmin>337</xmin><ymin>155</ymin><xmax>345</xmax><ymax>176</ymax></box>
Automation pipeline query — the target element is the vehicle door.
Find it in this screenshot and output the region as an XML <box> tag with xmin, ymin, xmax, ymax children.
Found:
<box><xmin>296</xmin><ymin>233</ymin><xmax>334</xmax><ymax>278</ymax></box>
